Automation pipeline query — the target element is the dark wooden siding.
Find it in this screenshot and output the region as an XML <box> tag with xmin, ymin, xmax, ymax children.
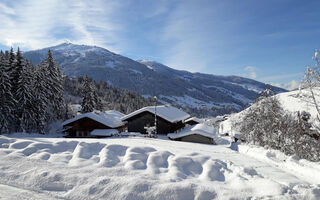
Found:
<box><xmin>176</xmin><ymin>134</ymin><xmax>214</xmax><ymax>144</ymax></box>
<box><xmin>126</xmin><ymin>111</ymin><xmax>185</xmax><ymax>134</ymax></box>
<box><xmin>186</xmin><ymin>120</ymin><xmax>199</xmax><ymax>126</ymax></box>
<box><xmin>64</xmin><ymin>117</ymin><xmax>111</xmax><ymax>137</ymax></box>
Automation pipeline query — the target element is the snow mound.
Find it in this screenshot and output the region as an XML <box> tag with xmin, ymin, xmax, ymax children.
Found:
<box><xmin>0</xmin><ymin>135</ymin><xmax>320</xmax><ymax>199</ymax></box>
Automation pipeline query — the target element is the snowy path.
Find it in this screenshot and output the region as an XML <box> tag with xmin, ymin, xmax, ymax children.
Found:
<box><xmin>0</xmin><ymin>135</ymin><xmax>319</xmax><ymax>199</ymax></box>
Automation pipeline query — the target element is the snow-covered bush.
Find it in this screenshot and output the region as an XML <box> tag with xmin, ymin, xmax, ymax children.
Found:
<box><xmin>301</xmin><ymin>50</ymin><xmax>320</xmax><ymax>132</ymax></box>
<box><xmin>234</xmin><ymin>94</ymin><xmax>320</xmax><ymax>162</ymax></box>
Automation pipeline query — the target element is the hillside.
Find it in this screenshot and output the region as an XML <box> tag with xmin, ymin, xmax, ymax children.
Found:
<box><xmin>221</xmin><ymin>88</ymin><xmax>320</xmax><ymax>135</ymax></box>
<box><xmin>63</xmin><ymin>76</ymin><xmax>155</xmax><ymax>115</ymax></box>
<box><xmin>276</xmin><ymin>88</ymin><xmax>320</xmax><ymax>125</ymax></box>
<box><xmin>23</xmin><ymin>43</ymin><xmax>287</xmax><ymax>117</ymax></box>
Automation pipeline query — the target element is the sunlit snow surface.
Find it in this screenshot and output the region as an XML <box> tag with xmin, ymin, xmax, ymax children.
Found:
<box><xmin>0</xmin><ymin>134</ymin><xmax>319</xmax><ymax>200</ymax></box>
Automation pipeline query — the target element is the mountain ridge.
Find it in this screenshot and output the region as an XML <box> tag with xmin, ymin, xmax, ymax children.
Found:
<box><xmin>23</xmin><ymin>42</ymin><xmax>287</xmax><ymax>116</ymax></box>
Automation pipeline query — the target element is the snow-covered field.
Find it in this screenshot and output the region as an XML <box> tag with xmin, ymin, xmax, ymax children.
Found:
<box><xmin>0</xmin><ymin>134</ymin><xmax>320</xmax><ymax>200</ymax></box>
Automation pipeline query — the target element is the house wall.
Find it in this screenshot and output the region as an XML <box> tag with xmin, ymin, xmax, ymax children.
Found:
<box><xmin>186</xmin><ymin>120</ymin><xmax>199</xmax><ymax>126</ymax></box>
<box><xmin>64</xmin><ymin>117</ymin><xmax>111</xmax><ymax>137</ymax></box>
<box><xmin>126</xmin><ymin>112</ymin><xmax>184</xmax><ymax>134</ymax></box>
<box><xmin>177</xmin><ymin>134</ymin><xmax>214</xmax><ymax>144</ymax></box>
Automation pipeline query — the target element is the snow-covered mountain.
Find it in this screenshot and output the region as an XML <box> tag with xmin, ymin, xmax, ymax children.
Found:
<box><xmin>24</xmin><ymin>43</ymin><xmax>287</xmax><ymax>116</ymax></box>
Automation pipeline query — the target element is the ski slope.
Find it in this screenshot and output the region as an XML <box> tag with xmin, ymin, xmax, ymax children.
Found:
<box><xmin>0</xmin><ymin>134</ymin><xmax>319</xmax><ymax>199</ymax></box>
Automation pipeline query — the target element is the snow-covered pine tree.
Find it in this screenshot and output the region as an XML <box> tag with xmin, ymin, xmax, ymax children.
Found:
<box><xmin>93</xmin><ymin>86</ymin><xmax>103</xmax><ymax>111</ymax></box>
<box><xmin>32</xmin><ymin>64</ymin><xmax>48</xmax><ymax>133</ymax></box>
<box><xmin>9</xmin><ymin>48</ymin><xmax>26</xmax><ymax>132</ymax></box>
<box><xmin>0</xmin><ymin>55</ymin><xmax>15</xmax><ymax>133</ymax></box>
<box><xmin>11</xmin><ymin>48</ymin><xmax>23</xmax><ymax>94</ymax></box>
<box><xmin>41</xmin><ymin>50</ymin><xmax>64</xmax><ymax>121</ymax></box>
<box><xmin>64</xmin><ymin>98</ymin><xmax>73</xmax><ymax>120</ymax></box>
<box><xmin>55</xmin><ymin>65</ymin><xmax>65</xmax><ymax>119</ymax></box>
<box><xmin>81</xmin><ymin>75</ymin><xmax>96</xmax><ymax>113</ymax></box>
<box><xmin>15</xmin><ymin>58</ymin><xmax>34</xmax><ymax>132</ymax></box>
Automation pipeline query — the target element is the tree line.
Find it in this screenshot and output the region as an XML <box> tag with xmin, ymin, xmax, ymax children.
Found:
<box><xmin>0</xmin><ymin>48</ymin><xmax>64</xmax><ymax>134</ymax></box>
<box><xmin>0</xmin><ymin>48</ymin><xmax>158</xmax><ymax>134</ymax></box>
<box><xmin>63</xmin><ymin>76</ymin><xmax>156</xmax><ymax>115</ymax></box>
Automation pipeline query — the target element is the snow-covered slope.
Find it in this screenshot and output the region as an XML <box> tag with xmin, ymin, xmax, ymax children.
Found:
<box><xmin>23</xmin><ymin>43</ymin><xmax>287</xmax><ymax>116</ymax></box>
<box><xmin>0</xmin><ymin>134</ymin><xmax>319</xmax><ymax>199</ymax></box>
<box><xmin>220</xmin><ymin>88</ymin><xmax>320</xmax><ymax>135</ymax></box>
<box><xmin>277</xmin><ymin>88</ymin><xmax>320</xmax><ymax>123</ymax></box>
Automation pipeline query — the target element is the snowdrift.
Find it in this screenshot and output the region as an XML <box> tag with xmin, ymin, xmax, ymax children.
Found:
<box><xmin>0</xmin><ymin>135</ymin><xmax>320</xmax><ymax>199</ymax></box>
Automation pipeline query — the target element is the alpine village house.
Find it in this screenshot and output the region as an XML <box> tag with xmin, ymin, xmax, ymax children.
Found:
<box><xmin>62</xmin><ymin>105</ymin><xmax>217</xmax><ymax>144</ymax></box>
<box><xmin>62</xmin><ymin>110</ymin><xmax>126</xmax><ymax>137</ymax></box>
<box><xmin>121</xmin><ymin>105</ymin><xmax>190</xmax><ymax>135</ymax></box>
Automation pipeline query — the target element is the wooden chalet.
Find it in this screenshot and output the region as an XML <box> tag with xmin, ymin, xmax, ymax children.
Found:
<box><xmin>168</xmin><ymin>124</ymin><xmax>217</xmax><ymax>144</ymax></box>
<box><xmin>62</xmin><ymin>110</ymin><xmax>126</xmax><ymax>138</ymax></box>
<box><xmin>121</xmin><ymin>105</ymin><xmax>190</xmax><ymax>135</ymax></box>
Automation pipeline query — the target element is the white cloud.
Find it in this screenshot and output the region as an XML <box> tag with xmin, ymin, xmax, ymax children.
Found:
<box><xmin>260</xmin><ymin>73</ymin><xmax>303</xmax><ymax>81</ymax></box>
<box><xmin>270</xmin><ymin>80</ymin><xmax>300</xmax><ymax>91</ymax></box>
<box><xmin>0</xmin><ymin>2</ymin><xmax>15</xmax><ymax>15</ymax></box>
<box><xmin>244</xmin><ymin>66</ymin><xmax>257</xmax><ymax>79</ymax></box>
<box><xmin>0</xmin><ymin>0</ymin><xmax>122</xmax><ymax>51</ymax></box>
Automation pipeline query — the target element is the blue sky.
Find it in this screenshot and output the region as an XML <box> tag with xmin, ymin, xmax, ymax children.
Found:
<box><xmin>1</xmin><ymin>0</ymin><xmax>320</xmax><ymax>89</ymax></box>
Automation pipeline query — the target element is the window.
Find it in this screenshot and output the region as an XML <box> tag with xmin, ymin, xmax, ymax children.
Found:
<box><xmin>76</xmin><ymin>131</ymin><xmax>89</xmax><ymax>137</ymax></box>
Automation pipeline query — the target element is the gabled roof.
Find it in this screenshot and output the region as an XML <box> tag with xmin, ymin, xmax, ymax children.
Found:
<box><xmin>62</xmin><ymin>110</ymin><xmax>125</xmax><ymax>128</ymax></box>
<box><xmin>168</xmin><ymin>124</ymin><xmax>218</xmax><ymax>139</ymax></box>
<box><xmin>184</xmin><ymin>117</ymin><xmax>205</xmax><ymax>124</ymax></box>
<box><xmin>121</xmin><ymin>105</ymin><xmax>190</xmax><ymax>123</ymax></box>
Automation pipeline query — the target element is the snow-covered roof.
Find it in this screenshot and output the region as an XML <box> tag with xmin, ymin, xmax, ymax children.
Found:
<box><xmin>91</xmin><ymin>129</ymin><xmax>118</xmax><ymax>136</ymax></box>
<box><xmin>184</xmin><ymin>117</ymin><xmax>205</xmax><ymax>124</ymax></box>
<box><xmin>70</xmin><ymin>104</ymin><xmax>82</xmax><ymax>112</ymax></box>
<box><xmin>121</xmin><ymin>105</ymin><xmax>190</xmax><ymax>123</ymax></box>
<box><xmin>62</xmin><ymin>110</ymin><xmax>125</xmax><ymax>128</ymax></box>
<box><xmin>168</xmin><ymin>124</ymin><xmax>218</xmax><ymax>139</ymax></box>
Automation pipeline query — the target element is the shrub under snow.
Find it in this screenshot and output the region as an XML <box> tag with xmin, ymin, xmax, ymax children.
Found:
<box><xmin>233</xmin><ymin>95</ymin><xmax>320</xmax><ymax>162</ymax></box>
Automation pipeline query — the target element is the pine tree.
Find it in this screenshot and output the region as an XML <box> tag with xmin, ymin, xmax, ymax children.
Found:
<box><xmin>0</xmin><ymin>55</ymin><xmax>15</xmax><ymax>133</ymax></box>
<box><xmin>11</xmin><ymin>47</ymin><xmax>23</xmax><ymax>94</ymax></box>
<box><xmin>32</xmin><ymin>65</ymin><xmax>48</xmax><ymax>133</ymax></box>
<box><xmin>93</xmin><ymin>87</ymin><xmax>103</xmax><ymax>111</ymax></box>
<box><xmin>16</xmin><ymin>60</ymin><xmax>34</xmax><ymax>132</ymax></box>
<box><xmin>41</xmin><ymin>50</ymin><xmax>64</xmax><ymax>120</ymax></box>
<box><xmin>81</xmin><ymin>76</ymin><xmax>96</xmax><ymax>113</ymax></box>
<box><xmin>9</xmin><ymin>48</ymin><xmax>26</xmax><ymax>132</ymax></box>
<box><xmin>55</xmin><ymin>65</ymin><xmax>65</xmax><ymax>119</ymax></box>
